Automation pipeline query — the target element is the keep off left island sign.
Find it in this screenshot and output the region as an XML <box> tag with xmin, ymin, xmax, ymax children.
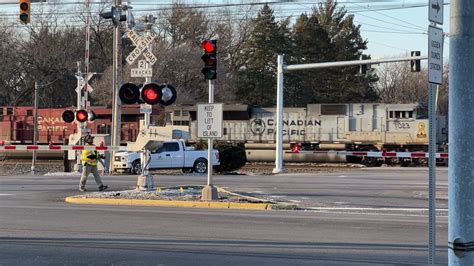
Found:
<box><xmin>197</xmin><ymin>103</ymin><xmax>223</xmax><ymax>138</ymax></box>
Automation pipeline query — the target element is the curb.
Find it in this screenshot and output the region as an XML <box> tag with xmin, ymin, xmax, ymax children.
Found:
<box><xmin>65</xmin><ymin>196</ymin><xmax>272</xmax><ymax>210</ymax></box>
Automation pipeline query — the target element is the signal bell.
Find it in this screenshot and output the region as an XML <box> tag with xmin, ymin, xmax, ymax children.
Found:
<box><xmin>119</xmin><ymin>83</ymin><xmax>177</xmax><ymax>106</ymax></box>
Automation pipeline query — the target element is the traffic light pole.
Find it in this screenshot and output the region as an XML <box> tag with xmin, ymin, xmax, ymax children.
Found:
<box><xmin>272</xmin><ymin>54</ymin><xmax>428</xmax><ymax>174</ymax></box>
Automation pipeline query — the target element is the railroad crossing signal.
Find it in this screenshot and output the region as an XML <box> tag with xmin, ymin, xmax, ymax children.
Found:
<box><xmin>119</xmin><ymin>83</ymin><xmax>177</xmax><ymax>106</ymax></box>
<box><xmin>201</xmin><ymin>40</ymin><xmax>217</xmax><ymax>80</ymax></box>
<box><xmin>19</xmin><ymin>0</ymin><xmax>30</xmax><ymax>25</ymax></box>
<box><xmin>62</xmin><ymin>110</ymin><xmax>96</xmax><ymax>123</ymax></box>
<box><xmin>410</xmin><ymin>51</ymin><xmax>421</xmax><ymax>72</ymax></box>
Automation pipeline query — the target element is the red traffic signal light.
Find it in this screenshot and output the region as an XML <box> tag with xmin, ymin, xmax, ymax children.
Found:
<box><xmin>201</xmin><ymin>39</ymin><xmax>217</xmax><ymax>80</ymax></box>
<box><xmin>76</xmin><ymin>110</ymin><xmax>88</xmax><ymax>123</ymax></box>
<box><xmin>62</xmin><ymin>110</ymin><xmax>75</xmax><ymax>123</ymax></box>
<box><xmin>141</xmin><ymin>83</ymin><xmax>163</xmax><ymax>105</ymax></box>
<box><xmin>119</xmin><ymin>83</ymin><xmax>141</xmax><ymax>104</ymax></box>
<box><xmin>19</xmin><ymin>0</ymin><xmax>30</xmax><ymax>25</ymax></box>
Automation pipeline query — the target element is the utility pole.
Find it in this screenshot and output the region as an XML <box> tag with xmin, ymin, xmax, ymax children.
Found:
<box><xmin>110</xmin><ymin>0</ymin><xmax>122</xmax><ymax>173</ymax></box>
<box><xmin>448</xmin><ymin>0</ymin><xmax>474</xmax><ymax>264</ymax></box>
<box><xmin>30</xmin><ymin>81</ymin><xmax>38</xmax><ymax>175</ymax></box>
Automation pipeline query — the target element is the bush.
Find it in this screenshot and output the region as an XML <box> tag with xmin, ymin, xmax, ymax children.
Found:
<box><xmin>191</xmin><ymin>142</ymin><xmax>247</xmax><ymax>173</ymax></box>
<box><xmin>215</xmin><ymin>143</ymin><xmax>247</xmax><ymax>173</ymax></box>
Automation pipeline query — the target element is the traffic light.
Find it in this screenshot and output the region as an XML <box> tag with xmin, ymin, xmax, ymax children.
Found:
<box><xmin>62</xmin><ymin>110</ymin><xmax>96</xmax><ymax>123</ymax></box>
<box><xmin>201</xmin><ymin>40</ymin><xmax>217</xmax><ymax>80</ymax></box>
<box><xmin>19</xmin><ymin>0</ymin><xmax>30</xmax><ymax>25</ymax></box>
<box><xmin>119</xmin><ymin>83</ymin><xmax>177</xmax><ymax>106</ymax></box>
<box><xmin>410</xmin><ymin>51</ymin><xmax>421</xmax><ymax>72</ymax></box>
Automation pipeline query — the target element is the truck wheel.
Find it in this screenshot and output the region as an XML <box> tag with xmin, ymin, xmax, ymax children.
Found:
<box><xmin>131</xmin><ymin>160</ymin><xmax>142</xmax><ymax>175</ymax></box>
<box><xmin>193</xmin><ymin>159</ymin><xmax>207</xmax><ymax>174</ymax></box>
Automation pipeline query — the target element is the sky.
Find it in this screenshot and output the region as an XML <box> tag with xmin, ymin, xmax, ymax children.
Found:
<box><xmin>0</xmin><ymin>0</ymin><xmax>450</xmax><ymax>60</ymax></box>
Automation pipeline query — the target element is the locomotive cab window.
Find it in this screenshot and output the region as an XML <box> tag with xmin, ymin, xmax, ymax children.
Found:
<box><xmin>389</xmin><ymin>110</ymin><xmax>414</xmax><ymax>119</ymax></box>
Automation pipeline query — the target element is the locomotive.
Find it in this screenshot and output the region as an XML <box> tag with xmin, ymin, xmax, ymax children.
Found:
<box><xmin>166</xmin><ymin>103</ymin><xmax>447</xmax><ymax>164</ymax></box>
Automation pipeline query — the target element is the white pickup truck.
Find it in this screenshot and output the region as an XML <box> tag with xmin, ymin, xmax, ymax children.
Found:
<box><xmin>113</xmin><ymin>140</ymin><xmax>220</xmax><ymax>174</ymax></box>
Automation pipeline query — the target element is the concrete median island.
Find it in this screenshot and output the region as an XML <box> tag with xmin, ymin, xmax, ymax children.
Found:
<box><xmin>65</xmin><ymin>186</ymin><xmax>296</xmax><ymax>210</ymax></box>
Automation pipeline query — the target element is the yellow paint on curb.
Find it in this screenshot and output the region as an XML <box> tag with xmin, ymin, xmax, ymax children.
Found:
<box><xmin>65</xmin><ymin>196</ymin><xmax>271</xmax><ymax>210</ymax></box>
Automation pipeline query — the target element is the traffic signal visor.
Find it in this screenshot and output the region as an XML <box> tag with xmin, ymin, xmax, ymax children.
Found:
<box><xmin>19</xmin><ymin>0</ymin><xmax>31</xmax><ymax>25</ymax></box>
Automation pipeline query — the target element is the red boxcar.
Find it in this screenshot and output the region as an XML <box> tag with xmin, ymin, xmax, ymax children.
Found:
<box><xmin>0</xmin><ymin>105</ymin><xmax>164</xmax><ymax>144</ymax></box>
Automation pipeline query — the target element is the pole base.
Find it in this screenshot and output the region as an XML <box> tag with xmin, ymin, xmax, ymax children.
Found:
<box><xmin>272</xmin><ymin>167</ymin><xmax>283</xmax><ymax>174</ymax></box>
<box><xmin>201</xmin><ymin>185</ymin><xmax>218</xmax><ymax>201</ymax></box>
<box><xmin>137</xmin><ymin>174</ymin><xmax>154</xmax><ymax>191</ymax></box>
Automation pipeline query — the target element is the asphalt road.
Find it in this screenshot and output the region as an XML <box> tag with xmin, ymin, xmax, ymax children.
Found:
<box><xmin>0</xmin><ymin>167</ymin><xmax>448</xmax><ymax>265</ymax></box>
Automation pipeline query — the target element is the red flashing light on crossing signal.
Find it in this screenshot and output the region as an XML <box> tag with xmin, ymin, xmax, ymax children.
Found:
<box><xmin>76</xmin><ymin>110</ymin><xmax>88</xmax><ymax>123</ymax></box>
<box><xmin>19</xmin><ymin>0</ymin><xmax>30</xmax><ymax>25</ymax></box>
<box><xmin>201</xmin><ymin>40</ymin><xmax>217</xmax><ymax>80</ymax></box>
<box><xmin>119</xmin><ymin>83</ymin><xmax>177</xmax><ymax>106</ymax></box>
<box><xmin>62</xmin><ymin>110</ymin><xmax>96</xmax><ymax>123</ymax></box>
<box><xmin>141</xmin><ymin>83</ymin><xmax>162</xmax><ymax>105</ymax></box>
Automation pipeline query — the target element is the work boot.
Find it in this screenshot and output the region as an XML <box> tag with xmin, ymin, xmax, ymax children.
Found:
<box><xmin>99</xmin><ymin>185</ymin><xmax>108</xmax><ymax>191</ymax></box>
<box><xmin>79</xmin><ymin>187</ymin><xmax>87</xmax><ymax>192</ymax></box>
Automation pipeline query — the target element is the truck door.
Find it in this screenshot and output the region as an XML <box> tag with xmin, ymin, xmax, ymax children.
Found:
<box><xmin>150</xmin><ymin>142</ymin><xmax>180</xmax><ymax>168</ymax></box>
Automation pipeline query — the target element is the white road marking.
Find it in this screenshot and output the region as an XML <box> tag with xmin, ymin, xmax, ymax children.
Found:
<box><xmin>0</xmin><ymin>194</ymin><xmax>15</xmax><ymax>196</ymax></box>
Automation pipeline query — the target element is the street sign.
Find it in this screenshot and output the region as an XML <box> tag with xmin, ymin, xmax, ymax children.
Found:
<box><xmin>140</xmin><ymin>103</ymin><xmax>152</xmax><ymax>114</ymax></box>
<box><xmin>197</xmin><ymin>103</ymin><xmax>223</xmax><ymax>138</ymax></box>
<box><xmin>428</xmin><ymin>26</ymin><xmax>444</xmax><ymax>85</ymax></box>
<box><xmin>131</xmin><ymin>68</ymin><xmax>152</xmax><ymax>78</ymax></box>
<box><xmin>429</xmin><ymin>0</ymin><xmax>443</xmax><ymax>25</ymax></box>
<box><xmin>126</xmin><ymin>30</ymin><xmax>158</xmax><ymax>65</ymax></box>
<box><xmin>143</xmin><ymin>50</ymin><xmax>157</xmax><ymax>65</ymax></box>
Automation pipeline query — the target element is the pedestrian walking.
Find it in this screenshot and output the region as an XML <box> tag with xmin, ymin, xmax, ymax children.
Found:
<box><xmin>79</xmin><ymin>135</ymin><xmax>108</xmax><ymax>192</ymax></box>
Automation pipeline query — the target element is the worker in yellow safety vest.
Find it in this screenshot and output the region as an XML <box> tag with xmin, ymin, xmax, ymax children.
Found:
<box><xmin>79</xmin><ymin>135</ymin><xmax>107</xmax><ymax>192</ymax></box>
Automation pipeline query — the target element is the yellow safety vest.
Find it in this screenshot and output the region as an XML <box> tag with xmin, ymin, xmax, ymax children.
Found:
<box><xmin>82</xmin><ymin>150</ymin><xmax>99</xmax><ymax>166</ymax></box>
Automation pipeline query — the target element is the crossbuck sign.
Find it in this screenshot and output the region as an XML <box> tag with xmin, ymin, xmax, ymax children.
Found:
<box><xmin>126</xmin><ymin>30</ymin><xmax>157</xmax><ymax>65</ymax></box>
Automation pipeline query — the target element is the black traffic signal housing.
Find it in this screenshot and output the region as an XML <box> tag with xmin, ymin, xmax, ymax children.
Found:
<box><xmin>19</xmin><ymin>0</ymin><xmax>31</xmax><ymax>25</ymax></box>
<box><xmin>62</xmin><ymin>110</ymin><xmax>96</xmax><ymax>123</ymax></box>
<box><xmin>119</xmin><ymin>83</ymin><xmax>177</xmax><ymax>106</ymax></box>
<box><xmin>411</xmin><ymin>51</ymin><xmax>421</xmax><ymax>72</ymax></box>
<box><xmin>201</xmin><ymin>40</ymin><xmax>217</xmax><ymax>80</ymax></box>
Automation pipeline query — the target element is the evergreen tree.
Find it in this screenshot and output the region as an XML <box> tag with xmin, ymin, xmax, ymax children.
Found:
<box><xmin>309</xmin><ymin>0</ymin><xmax>378</xmax><ymax>103</ymax></box>
<box><xmin>234</xmin><ymin>4</ymin><xmax>290</xmax><ymax>106</ymax></box>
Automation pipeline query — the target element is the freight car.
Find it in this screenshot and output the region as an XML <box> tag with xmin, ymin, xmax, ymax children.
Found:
<box><xmin>165</xmin><ymin>103</ymin><xmax>447</xmax><ymax>164</ymax></box>
<box><xmin>0</xmin><ymin>105</ymin><xmax>162</xmax><ymax>159</ymax></box>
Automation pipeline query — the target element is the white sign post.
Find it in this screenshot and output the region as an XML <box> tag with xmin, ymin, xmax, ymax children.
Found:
<box><xmin>197</xmin><ymin>103</ymin><xmax>223</xmax><ymax>138</ymax></box>
<box><xmin>429</xmin><ymin>0</ymin><xmax>444</xmax><ymax>25</ymax></box>
<box><xmin>428</xmin><ymin>26</ymin><xmax>444</xmax><ymax>85</ymax></box>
